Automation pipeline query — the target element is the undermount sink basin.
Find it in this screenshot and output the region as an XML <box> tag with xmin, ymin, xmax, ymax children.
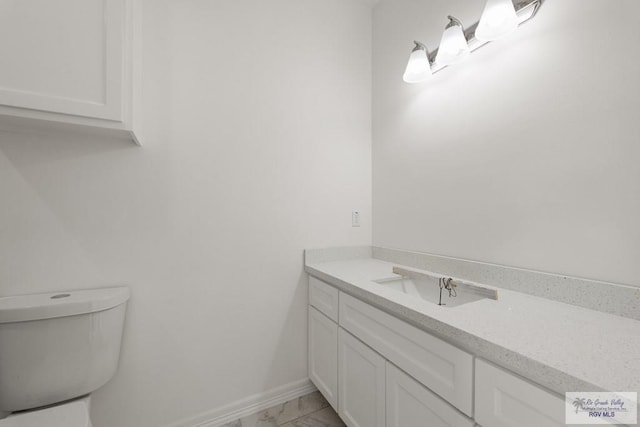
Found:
<box><xmin>373</xmin><ymin>275</ymin><xmax>486</xmax><ymax>308</ymax></box>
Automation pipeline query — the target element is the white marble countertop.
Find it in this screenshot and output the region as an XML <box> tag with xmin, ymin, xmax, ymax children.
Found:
<box><xmin>305</xmin><ymin>257</ymin><xmax>640</xmax><ymax>399</ymax></box>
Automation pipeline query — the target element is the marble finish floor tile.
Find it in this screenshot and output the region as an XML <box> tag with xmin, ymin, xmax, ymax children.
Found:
<box><xmin>280</xmin><ymin>407</ymin><xmax>346</xmax><ymax>427</ymax></box>
<box><xmin>297</xmin><ymin>392</ymin><xmax>330</xmax><ymax>419</ymax></box>
<box><xmin>221</xmin><ymin>391</ymin><xmax>333</xmax><ymax>427</ymax></box>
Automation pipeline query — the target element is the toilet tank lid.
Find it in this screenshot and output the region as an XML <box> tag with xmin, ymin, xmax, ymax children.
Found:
<box><xmin>0</xmin><ymin>287</ymin><xmax>130</xmax><ymax>324</ymax></box>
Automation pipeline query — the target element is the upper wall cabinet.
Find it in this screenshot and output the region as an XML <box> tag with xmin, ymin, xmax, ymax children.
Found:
<box><xmin>0</xmin><ymin>0</ymin><xmax>141</xmax><ymax>144</ymax></box>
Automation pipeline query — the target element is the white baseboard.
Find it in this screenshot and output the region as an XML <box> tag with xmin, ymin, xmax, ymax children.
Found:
<box><xmin>166</xmin><ymin>378</ymin><xmax>317</xmax><ymax>427</ymax></box>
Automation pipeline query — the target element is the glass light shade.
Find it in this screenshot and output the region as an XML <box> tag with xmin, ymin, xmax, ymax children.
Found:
<box><xmin>435</xmin><ymin>24</ymin><xmax>470</xmax><ymax>66</ymax></box>
<box><xmin>475</xmin><ymin>0</ymin><xmax>518</xmax><ymax>41</ymax></box>
<box><xmin>403</xmin><ymin>48</ymin><xmax>431</xmax><ymax>83</ymax></box>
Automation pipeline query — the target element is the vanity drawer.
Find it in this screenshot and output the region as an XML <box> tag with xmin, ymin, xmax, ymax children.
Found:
<box><xmin>339</xmin><ymin>292</ymin><xmax>473</xmax><ymax>416</ymax></box>
<box><xmin>475</xmin><ymin>359</ymin><xmax>567</xmax><ymax>427</ymax></box>
<box><xmin>309</xmin><ymin>276</ymin><xmax>339</xmax><ymax>322</ymax></box>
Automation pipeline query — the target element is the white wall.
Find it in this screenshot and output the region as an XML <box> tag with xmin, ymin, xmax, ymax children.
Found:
<box><xmin>0</xmin><ymin>0</ymin><xmax>372</xmax><ymax>426</ymax></box>
<box><xmin>372</xmin><ymin>0</ymin><xmax>640</xmax><ymax>286</ymax></box>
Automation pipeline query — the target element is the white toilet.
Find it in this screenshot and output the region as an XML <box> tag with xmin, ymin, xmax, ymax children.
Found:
<box><xmin>0</xmin><ymin>287</ymin><xmax>130</xmax><ymax>426</ymax></box>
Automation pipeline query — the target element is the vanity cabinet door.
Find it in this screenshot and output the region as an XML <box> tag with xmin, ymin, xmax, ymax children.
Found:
<box><xmin>475</xmin><ymin>359</ymin><xmax>568</xmax><ymax>427</ymax></box>
<box><xmin>338</xmin><ymin>328</ymin><xmax>385</xmax><ymax>427</ymax></box>
<box><xmin>308</xmin><ymin>306</ymin><xmax>338</xmax><ymax>410</ymax></box>
<box><xmin>387</xmin><ymin>363</ymin><xmax>474</xmax><ymax>427</ymax></box>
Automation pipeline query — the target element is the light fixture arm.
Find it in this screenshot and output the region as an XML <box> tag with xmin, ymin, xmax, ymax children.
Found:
<box><xmin>514</xmin><ymin>0</ymin><xmax>543</xmax><ymax>18</ymax></box>
<box><xmin>411</xmin><ymin>40</ymin><xmax>428</xmax><ymax>54</ymax></box>
<box><xmin>445</xmin><ymin>15</ymin><xmax>465</xmax><ymax>32</ymax></box>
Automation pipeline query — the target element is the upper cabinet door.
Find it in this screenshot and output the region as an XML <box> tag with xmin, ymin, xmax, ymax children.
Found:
<box><xmin>0</xmin><ymin>0</ymin><xmax>127</xmax><ymax>121</ymax></box>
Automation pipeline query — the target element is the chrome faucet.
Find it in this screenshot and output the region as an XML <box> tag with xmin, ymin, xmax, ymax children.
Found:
<box><xmin>438</xmin><ymin>277</ymin><xmax>457</xmax><ymax>306</ymax></box>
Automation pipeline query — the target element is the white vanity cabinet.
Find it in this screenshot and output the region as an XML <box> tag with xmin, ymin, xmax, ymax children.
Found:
<box><xmin>339</xmin><ymin>292</ymin><xmax>474</xmax><ymax>416</ymax></box>
<box><xmin>308</xmin><ymin>276</ymin><xmax>475</xmax><ymax>427</ymax></box>
<box><xmin>307</xmin><ymin>273</ymin><xmax>605</xmax><ymax>427</ymax></box>
<box><xmin>475</xmin><ymin>359</ymin><xmax>570</xmax><ymax>427</ymax></box>
<box><xmin>0</xmin><ymin>0</ymin><xmax>141</xmax><ymax>144</ymax></box>
<box><xmin>387</xmin><ymin>363</ymin><xmax>474</xmax><ymax>427</ymax></box>
<box><xmin>338</xmin><ymin>328</ymin><xmax>386</xmax><ymax>427</ymax></box>
<box><xmin>308</xmin><ymin>306</ymin><xmax>338</xmax><ymax>410</ymax></box>
<box><xmin>308</xmin><ymin>277</ymin><xmax>340</xmax><ymax>410</ymax></box>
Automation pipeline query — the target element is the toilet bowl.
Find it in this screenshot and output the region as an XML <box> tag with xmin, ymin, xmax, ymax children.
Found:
<box><xmin>0</xmin><ymin>287</ymin><xmax>129</xmax><ymax>426</ymax></box>
<box><xmin>0</xmin><ymin>397</ymin><xmax>91</xmax><ymax>427</ymax></box>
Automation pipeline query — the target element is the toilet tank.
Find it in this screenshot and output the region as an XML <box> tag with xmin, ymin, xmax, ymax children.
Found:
<box><xmin>0</xmin><ymin>287</ymin><xmax>129</xmax><ymax>414</ymax></box>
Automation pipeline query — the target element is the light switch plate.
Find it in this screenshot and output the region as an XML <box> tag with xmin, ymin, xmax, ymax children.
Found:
<box><xmin>352</xmin><ymin>210</ymin><xmax>360</xmax><ymax>227</ymax></box>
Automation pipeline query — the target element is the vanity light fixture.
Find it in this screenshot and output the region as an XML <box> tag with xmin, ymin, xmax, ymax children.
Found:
<box><xmin>435</xmin><ymin>16</ymin><xmax>470</xmax><ymax>66</ymax></box>
<box><xmin>403</xmin><ymin>41</ymin><xmax>431</xmax><ymax>83</ymax></box>
<box><xmin>475</xmin><ymin>0</ymin><xmax>519</xmax><ymax>41</ymax></box>
<box><xmin>403</xmin><ymin>0</ymin><xmax>542</xmax><ymax>83</ymax></box>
